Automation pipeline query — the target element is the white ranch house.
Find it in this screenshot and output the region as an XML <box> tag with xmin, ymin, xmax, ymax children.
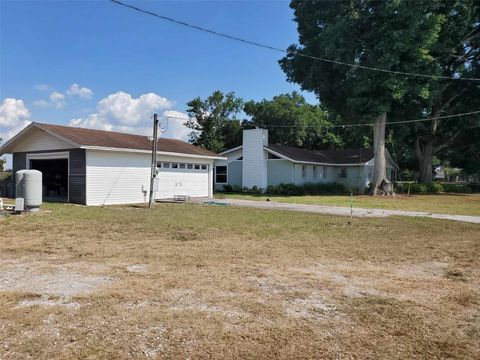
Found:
<box><xmin>214</xmin><ymin>129</ymin><xmax>398</xmax><ymax>192</ymax></box>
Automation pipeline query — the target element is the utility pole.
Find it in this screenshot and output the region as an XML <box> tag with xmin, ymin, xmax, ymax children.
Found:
<box><xmin>149</xmin><ymin>113</ymin><xmax>159</xmax><ymax>208</ymax></box>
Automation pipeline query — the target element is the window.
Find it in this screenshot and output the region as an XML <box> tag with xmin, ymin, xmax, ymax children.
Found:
<box><xmin>215</xmin><ymin>166</ymin><xmax>227</xmax><ymax>183</ymax></box>
<box><xmin>301</xmin><ymin>165</ymin><xmax>307</xmax><ymax>178</ymax></box>
<box><xmin>194</xmin><ymin>164</ymin><xmax>200</xmax><ymax>170</ymax></box>
<box><xmin>179</xmin><ymin>163</ymin><xmax>186</xmax><ymax>169</ymax></box>
<box><xmin>323</xmin><ymin>166</ymin><xmax>327</xmax><ymax>179</ymax></box>
<box><xmin>187</xmin><ymin>164</ymin><xmax>193</xmax><ymax>169</ymax></box>
<box><xmin>172</xmin><ymin>163</ymin><xmax>178</xmax><ymax>169</ymax></box>
<box><xmin>163</xmin><ymin>162</ymin><xmax>170</xmax><ymax>168</ymax></box>
<box><xmin>338</xmin><ymin>168</ymin><xmax>347</xmax><ymax>178</ymax></box>
<box><xmin>201</xmin><ymin>165</ymin><xmax>207</xmax><ymax>170</ymax></box>
<box><xmin>313</xmin><ymin>166</ymin><xmax>318</xmax><ymax>178</ymax></box>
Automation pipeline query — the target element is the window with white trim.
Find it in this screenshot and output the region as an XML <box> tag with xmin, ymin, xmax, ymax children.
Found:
<box><xmin>338</xmin><ymin>167</ymin><xmax>347</xmax><ymax>178</ymax></box>
<box><xmin>313</xmin><ymin>165</ymin><xmax>318</xmax><ymax>178</ymax></box>
<box><xmin>215</xmin><ymin>166</ymin><xmax>227</xmax><ymax>183</ymax></box>
<box><xmin>301</xmin><ymin>165</ymin><xmax>307</xmax><ymax>178</ymax></box>
<box><xmin>323</xmin><ymin>166</ymin><xmax>327</xmax><ymax>179</ymax></box>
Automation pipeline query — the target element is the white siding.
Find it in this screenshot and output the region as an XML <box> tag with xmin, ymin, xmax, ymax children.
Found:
<box><xmin>214</xmin><ymin>147</ymin><xmax>243</xmax><ymax>190</ymax></box>
<box><xmin>86</xmin><ymin>150</ymin><xmax>214</xmax><ymax>206</ymax></box>
<box><xmin>242</xmin><ymin>129</ymin><xmax>268</xmax><ymax>189</ymax></box>
<box><xmin>14</xmin><ymin>127</ymin><xmax>72</xmax><ymax>152</ymax></box>
<box><xmin>86</xmin><ymin>150</ymin><xmax>151</xmax><ymax>206</ymax></box>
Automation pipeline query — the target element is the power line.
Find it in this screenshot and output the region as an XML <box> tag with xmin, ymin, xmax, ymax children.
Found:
<box><xmin>110</xmin><ymin>0</ymin><xmax>480</xmax><ymax>82</ymax></box>
<box><xmin>257</xmin><ymin>110</ymin><xmax>480</xmax><ymax>128</ymax></box>
<box><xmin>164</xmin><ymin>110</ymin><xmax>480</xmax><ymax>128</ymax></box>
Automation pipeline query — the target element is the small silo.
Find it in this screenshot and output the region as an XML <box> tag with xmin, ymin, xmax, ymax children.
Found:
<box><xmin>15</xmin><ymin>170</ymin><xmax>43</xmax><ymax>212</ymax></box>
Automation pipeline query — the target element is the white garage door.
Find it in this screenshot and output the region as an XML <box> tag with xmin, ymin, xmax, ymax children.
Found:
<box><xmin>156</xmin><ymin>162</ymin><xmax>210</xmax><ymax>199</ymax></box>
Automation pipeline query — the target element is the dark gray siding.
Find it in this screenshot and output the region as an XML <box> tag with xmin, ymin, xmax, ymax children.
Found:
<box><xmin>11</xmin><ymin>149</ymin><xmax>86</xmax><ymax>204</ymax></box>
<box><xmin>12</xmin><ymin>152</ymin><xmax>27</xmax><ymax>175</ymax></box>
<box><xmin>68</xmin><ymin>149</ymin><xmax>86</xmax><ymax>204</ymax></box>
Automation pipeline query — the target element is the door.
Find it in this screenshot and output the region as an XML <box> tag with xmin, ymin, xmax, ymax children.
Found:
<box><xmin>156</xmin><ymin>162</ymin><xmax>209</xmax><ymax>199</ymax></box>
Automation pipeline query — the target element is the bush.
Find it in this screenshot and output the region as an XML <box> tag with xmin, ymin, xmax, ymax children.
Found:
<box><xmin>222</xmin><ymin>184</ymin><xmax>233</xmax><ymax>192</ymax></box>
<box><xmin>395</xmin><ymin>182</ymin><xmax>472</xmax><ymax>194</ymax></box>
<box><xmin>265</xmin><ymin>182</ymin><xmax>349</xmax><ymax>196</ymax></box>
<box><xmin>442</xmin><ymin>183</ymin><xmax>472</xmax><ymax>193</ymax></box>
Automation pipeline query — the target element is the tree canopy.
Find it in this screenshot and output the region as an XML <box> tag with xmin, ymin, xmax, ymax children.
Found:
<box><xmin>280</xmin><ymin>0</ymin><xmax>479</xmax><ymax>188</ymax></box>
<box><xmin>244</xmin><ymin>92</ymin><xmax>341</xmax><ymax>149</ymax></box>
<box><xmin>185</xmin><ymin>91</ymin><xmax>244</xmax><ymax>153</ymax></box>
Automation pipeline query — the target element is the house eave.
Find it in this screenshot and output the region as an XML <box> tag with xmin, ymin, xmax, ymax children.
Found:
<box><xmin>81</xmin><ymin>145</ymin><xmax>226</xmax><ymax>160</ymax></box>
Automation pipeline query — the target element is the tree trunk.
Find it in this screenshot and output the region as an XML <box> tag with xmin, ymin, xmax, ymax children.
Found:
<box><xmin>415</xmin><ymin>137</ymin><xmax>434</xmax><ymax>184</ymax></box>
<box><xmin>371</xmin><ymin>112</ymin><xmax>390</xmax><ymax>195</ymax></box>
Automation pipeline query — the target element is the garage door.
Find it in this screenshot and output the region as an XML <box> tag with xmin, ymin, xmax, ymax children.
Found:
<box><xmin>156</xmin><ymin>162</ymin><xmax>209</xmax><ymax>199</ymax></box>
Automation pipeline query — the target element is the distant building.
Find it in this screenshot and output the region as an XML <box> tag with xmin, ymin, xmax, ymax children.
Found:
<box><xmin>214</xmin><ymin>129</ymin><xmax>398</xmax><ymax>192</ymax></box>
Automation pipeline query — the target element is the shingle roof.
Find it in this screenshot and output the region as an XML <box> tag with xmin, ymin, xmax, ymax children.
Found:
<box><xmin>266</xmin><ymin>144</ymin><xmax>375</xmax><ymax>165</ymax></box>
<box><xmin>34</xmin><ymin>122</ymin><xmax>220</xmax><ymax>157</ymax></box>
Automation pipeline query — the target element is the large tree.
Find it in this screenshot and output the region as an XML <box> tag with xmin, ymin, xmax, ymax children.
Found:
<box><xmin>407</xmin><ymin>0</ymin><xmax>480</xmax><ymax>183</ymax></box>
<box><xmin>244</xmin><ymin>92</ymin><xmax>341</xmax><ymax>149</ymax></box>
<box><xmin>280</xmin><ymin>0</ymin><xmax>447</xmax><ymax>194</ymax></box>
<box><xmin>185</xmin><ymin>91</ymin><xmax>244</xmax><ymax>153</ymax></box>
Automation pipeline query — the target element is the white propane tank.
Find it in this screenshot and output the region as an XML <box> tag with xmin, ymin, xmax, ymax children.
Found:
<box><xmin>15</xmin><ymin>170</ymin><xmax>43</xmax><ymax>212</ymax></box>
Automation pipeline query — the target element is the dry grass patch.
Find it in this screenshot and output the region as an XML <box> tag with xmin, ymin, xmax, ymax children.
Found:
<box><xmin>0</xmin><ymin>202</ymin><xmax>479</xmax><ymax>359</ymax></box>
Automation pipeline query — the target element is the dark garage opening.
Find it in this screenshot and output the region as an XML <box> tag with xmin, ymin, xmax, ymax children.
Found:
<box><xmin>30</xmin><ymin>159</ymin><xmax>68</xmax><ymax>202</ymax></box>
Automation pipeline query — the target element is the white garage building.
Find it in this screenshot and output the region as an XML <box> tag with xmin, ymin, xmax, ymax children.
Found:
<box><xmin>0</xmin><ymin>122</ymin><xmax>224</xmax><ymax>205</ymax></box>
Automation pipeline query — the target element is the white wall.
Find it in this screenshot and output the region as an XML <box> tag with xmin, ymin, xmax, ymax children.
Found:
<box><xmin>86</xmin><ymin>150</ymin><xmax>214</xmax><ymax>206</ymax></box>
<box><xmin>86</xmin><ymin>150</ymin><xmax>151</xmax><ymax>206</ymax></box>
<box><xmin>13</xmin><ymin>127</ymin><xmax>72</xmax><ymax>152</ymax></box>
<box><xmin>242</xmin><ymin>129</ymin><xmax>268</xmax><ymax>189</ymax></box>
<box><xmin>267</xmin><ymin>160</ymin><xmax>294</xmax><ymax>186</ymax></box>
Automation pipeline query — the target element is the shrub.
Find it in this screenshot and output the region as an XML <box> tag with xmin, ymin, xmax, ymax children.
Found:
<box><xmin>395</xmin><ymin>182</ymin><xmax>472</xmax><ymax>194</ymax></box>
<box><xmin>222</xmin><ymin>184</ymin><xmax>233</xmax><ymax>192</ymax></box>
<box><xmin>442</xmin><ymin>183</ymin><xmax>472</xmax><ymax>193</ymax></box>
<box><xmin>265</xmin><ymin>182</ymin><xmax>349</xmax><ymax>196</ymax></box>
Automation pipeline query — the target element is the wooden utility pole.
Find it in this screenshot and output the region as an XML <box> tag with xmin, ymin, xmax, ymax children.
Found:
<box><xmin>149</xmin><ymin>113</ymin><xmax>159</xmax><ymax>208</ymax></box>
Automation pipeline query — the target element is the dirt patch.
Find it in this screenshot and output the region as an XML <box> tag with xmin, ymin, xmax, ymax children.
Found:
<box><xmin>284</xmin><ymin>296</ymin><xmax>335</xmax><ymax>319</ymax></box>
<box><xmin>125</xmin><ymin>264</ymin><xmax>148</xmax><ymax>273</ymax></box>
<box><xmin>16</xmin><ymin>295</ymin><xmax>80</xmax><ymax>309</ymax></box>
<box><xmin>0</xmin><ymin>258</ymin><xmax>112</xmax><ymax>297</ymax></box>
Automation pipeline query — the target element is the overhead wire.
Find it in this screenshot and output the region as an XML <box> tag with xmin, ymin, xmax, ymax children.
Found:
<box><xmin>164</xmin><ymin>110</ymin><xmax>480</xmax><ymax>128</ymax></box>
<box><xmin>110</xmin><ymin>0</ymin><xmax>480</xmax><ymax>82</ymax></box>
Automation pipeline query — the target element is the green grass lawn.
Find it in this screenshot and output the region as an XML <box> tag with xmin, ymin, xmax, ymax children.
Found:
<box><xmin>215</xmin><ymin>193</ymin><xmax>480</xmax><ymax>216</ymax></box>
<box><xmin>0</xmin><ymin>203</ymin><xmax>479</xmax><ymax>359</ymax></box>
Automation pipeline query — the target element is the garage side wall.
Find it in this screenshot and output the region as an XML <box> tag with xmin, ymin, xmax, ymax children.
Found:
<box><xmin>86</xmin><ymin>150</ymin><xmax>151</xmax><ymax>206</ymax></box>
<box><xmin>12</xmin><ymin>149</ymin><xmax>86</xmax><ymax>204</ymax></box>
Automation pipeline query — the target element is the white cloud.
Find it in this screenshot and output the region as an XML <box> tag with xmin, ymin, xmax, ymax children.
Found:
<box><xmin>34</xmin><ymin>84</ymin><xmax>51</xmax><ymax>92</ymax></box>
<box><xmin>0</xmin><ymin>98</ymin><xmax>30</xmax><ymax>128</ymax></box>
<box><xmin>49</xmin><ymin>91</ymin><xmax>65</xmax><ymax>102</ymax></box>
<box><xmin>0</xmin><ymin>98</ymin><xmax>31</xmax><ymax>150</ymax></box>
<box><xmin>33</xmin><ymin>100</ymin><xmax>50</xmax><ymax>108</ymax></box>
<box><xmin>162</xmin><ymin>110</ymin><xmax>194</xmax><ymax>141</ymax></box>
<box><xmin>49</xmin><ymin>91</ymin><xmax>65</xmax><ymax>108</ymax></box>
<box><xmin>69</xmin><ymin>91</ymin><xmax>192</xmax><ymax>140</ymax></box>
<box><xmin>67</xmin><ymin>83</ymin><xmax>93</xmax><ymax>99</ymax></box>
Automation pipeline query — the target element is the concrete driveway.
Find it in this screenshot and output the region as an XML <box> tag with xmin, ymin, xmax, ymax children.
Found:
<box><xmin>198</xmin><ymin>198</ymin><xmax>480</xmax><ymax>224</ymax></box>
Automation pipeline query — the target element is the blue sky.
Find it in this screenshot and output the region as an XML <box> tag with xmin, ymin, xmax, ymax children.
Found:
<box><xmin>0</xmin><ymin>0</ymin><xmax>317</xmax><ymax>168</ymax></box>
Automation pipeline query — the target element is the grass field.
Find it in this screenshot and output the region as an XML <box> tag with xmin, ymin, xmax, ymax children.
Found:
<box><xmin>215</xmin><ymin>193</ymin><xmax>480</xmax><ymax>216</ymax></box>
<box><xmin>1</xmin><ymin>203</ymin><xmax>479</xmax><ymax>359</ymax></box>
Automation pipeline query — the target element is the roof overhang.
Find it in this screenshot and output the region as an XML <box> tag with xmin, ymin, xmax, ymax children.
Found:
<box><xmin>264</xmin><ymin>147</ymin><xmax>368</xmax><ymax>167</ymax></box>
<box><xmin>82</xmin><ymin>145</ymin><xmax>226</xmax><ymax>160</ymax></box>
<box><xmin>219</xmin><ymin>145</ymin><xmax>243</xmax><ymax>155</ymax></box>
